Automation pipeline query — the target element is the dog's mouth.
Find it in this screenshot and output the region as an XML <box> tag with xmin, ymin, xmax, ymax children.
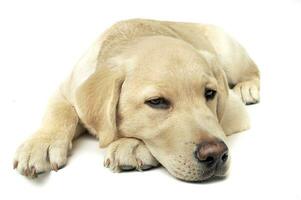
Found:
<box><xmin>144</xmin><ymin>139</ymin><xmax>230</xmax><ymax>182</ymax></box>
<box><xmin>168</xmin><ymin>165</ymin><xmax>229</xmax><ymax>182</ymax></box>
<box><xmin>161</xmin><ymin>155</ymin><xmax>230</xmax><ymax>182</ymax></box>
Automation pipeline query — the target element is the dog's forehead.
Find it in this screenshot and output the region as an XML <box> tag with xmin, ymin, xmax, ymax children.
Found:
<box><xmin>134</xmin><ymin>37</ymin><xmax>209</xmax><ymax>68</ymax></box>
<box><xmin>120</xmin><ymin>36</ymin><xmax>216</xmax><ymax>95</ymax></box>
<box><xmin>124</xmin><ymin>59</ymin><xmax>216</xmax><ymax>100</ymax></box>
<box><xmin>128</xmin><ymin>52</ymin><xmax>214</xmax><ymax>86</ymax></box>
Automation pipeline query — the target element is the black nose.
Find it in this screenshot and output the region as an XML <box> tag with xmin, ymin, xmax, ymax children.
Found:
<box><xmin>194</xmin><ymin>139</ymin><xmax>229</xmax><ymax>168</ymax></box>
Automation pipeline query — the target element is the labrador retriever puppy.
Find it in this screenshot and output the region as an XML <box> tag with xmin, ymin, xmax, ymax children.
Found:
<box><xmin>14</xmin><ymin>19</ymin><xmax>260</xmax><ymax>181</ymax></box>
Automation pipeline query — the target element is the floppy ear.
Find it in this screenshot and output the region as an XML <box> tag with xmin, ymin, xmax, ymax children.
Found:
<box><xmin>75</xmin><ymin>66</ymin><xmax>125</xmax><ymax>147</ymax></box>
<box><xmin>200</xmin><ymin>51</ymin><xmax>229</xmax><ymax>122</ymax></box>
<box><xmin>213</xmin><ymin>60</ymin><xmax>229</xmax><ymax>122</ymax></box>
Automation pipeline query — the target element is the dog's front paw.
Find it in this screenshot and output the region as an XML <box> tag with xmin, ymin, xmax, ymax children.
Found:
<box><xmin>104</xmin><ymin>138</ymin><xmax>159</xmax><ymax>172</ymax></box>
<box><xmin>233</xmin><ymin>80</ymin><xmax>260</xmax><ymax>105</ymax></box>
<box><xmin>14</xmin><ymin>134</ymin><xmax>71</xmax><ymax>178</ymax></box>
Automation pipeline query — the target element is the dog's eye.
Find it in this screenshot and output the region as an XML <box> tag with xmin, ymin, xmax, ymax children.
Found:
<box><xmin>204</xmin><ymin>88</ymin><xmax>217</xmax><ymax>101</ymax></box>
<box><xmin>145</xmin><ymin>97</ymin><xmax>170</xmax><ymax>109</ymax></box>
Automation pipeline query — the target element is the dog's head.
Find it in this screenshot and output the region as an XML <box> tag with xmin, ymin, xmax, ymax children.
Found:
<box><xmin>77</xmin><ymin>36</ymin><xmax>230</xmax><ymax>181</ymax></box>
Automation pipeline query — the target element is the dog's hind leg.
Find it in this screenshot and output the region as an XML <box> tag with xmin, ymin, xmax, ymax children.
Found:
<box><xmin>231</xmin><ymin>61</ymin><xmax>260</xmax><ymax>105</ymax></box>
<box><xmin>221</xmin><ymin>90</ymin><xmax>250</xmax><ymax>136</ymax></box>
<box><xmin>201</xmin><ymin>25</ymin><xmax>260</xmax><ymax>105</ymax></box>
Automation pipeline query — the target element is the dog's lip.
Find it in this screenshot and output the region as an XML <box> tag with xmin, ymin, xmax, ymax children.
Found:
<box><xmin>199</xmin><ymin>169</ymin><xmax>217</xmax><ymax>180</ymax></box>
<box><xmin>188</xmin><ymin>168</ymin><xmax>227</xmax><ymax>182</ymax></box>
<box><xmin>185</xmin><ymin>170</ymin><xmax>216</xmax><ymax>182</ymax></box>
<box><xmin>169</xmin><ymin>161</ymin><xmax>229</xmax><ymax>182</ymax></box>
<box><xmin>167</xmin><ymin>165</ymin><xmax>216</xmax><ymax>182</ymax></box>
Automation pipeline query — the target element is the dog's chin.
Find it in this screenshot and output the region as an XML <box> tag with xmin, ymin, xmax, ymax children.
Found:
<box><xmin>166</xmin><ymin>163</ymin><xmax>230</xmax><ymax>182</ymax></box>
<box><xmin>173</xmin><ymin>169</ymin><xmax>216</xmax><ymax>182</ymax></box>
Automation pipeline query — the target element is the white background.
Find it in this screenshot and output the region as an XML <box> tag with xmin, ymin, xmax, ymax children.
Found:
<box><xmin>0</xmin><ymin>0</ymin><xmax>300</xmax><ymax>199</ymax></box>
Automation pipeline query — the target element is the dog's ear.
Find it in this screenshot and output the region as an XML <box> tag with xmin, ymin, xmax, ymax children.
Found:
<box><xmin>213</xmin><ymin>60</ymin><xmax>229</xmax><ymax>122</ymax></box>
<box><xmin>76</xmin><ymin>66</ymin><xmax>125</xmax><ymax>147</ymax></box>
<box><xmin>200</xmin><ymin>51</ymin><xmax>229</xmax><ymax>122</ymax></box>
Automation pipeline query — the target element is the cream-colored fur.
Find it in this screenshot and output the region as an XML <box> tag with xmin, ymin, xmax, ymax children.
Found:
<box><xmin>14</xmin><ymin>19</ymin><xmax>260</xmax><ymax>181</ymax></box>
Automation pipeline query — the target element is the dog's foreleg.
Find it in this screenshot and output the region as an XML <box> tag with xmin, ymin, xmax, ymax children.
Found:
<box><xmin>14</xmin><ymin>90</ymin><xmax>79</xmax><ymax>178</ymax></box>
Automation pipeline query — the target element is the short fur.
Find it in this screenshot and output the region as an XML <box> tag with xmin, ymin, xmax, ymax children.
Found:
<box><xmin>14</xmin><ymin>19</ymin><xmax>260</xmax><ymax>181</ymax></box>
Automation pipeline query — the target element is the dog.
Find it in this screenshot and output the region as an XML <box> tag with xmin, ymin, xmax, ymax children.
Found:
<box><xmin>14</xmin><ymin>19</ymin><xmax>260</xmax><ymax>181</ymax></box>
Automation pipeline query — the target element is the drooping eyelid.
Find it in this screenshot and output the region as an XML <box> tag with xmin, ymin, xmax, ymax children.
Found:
<box><xmin>140</xmin><ymin>86</ymin><xmax>167</xmax><ymax>102</ymax></box>
<box><xmin>204</xmin><ymin>79</ymin><xmax>218</xmax><ymax>92</ymax></box>
<box><xmin>145</xmin><ymin>96</ymin><xmax>162</xmax><ymax>102</ymax></box>
<box><xmin>201</xmin><ymin>74</ymin><xmax>218</xmax><ymax>89</ymax></box>
<box><xmin>205</xmin><ymin>85</ymin><xmax>217</xmax><ymax>92</ymax></box>
<box><xmin>203</xmin><ymin>84</ymin><xmax>217</xmax><ymax>95</ymax></box>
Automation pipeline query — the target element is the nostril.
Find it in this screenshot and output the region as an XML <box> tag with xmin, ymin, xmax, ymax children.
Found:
<box><xmin>196</xmin><ymin>153</ymin><xmax>217</xmax><ymax>167</ymax></box>
<box><xmin>203</xmin><ymin>156</ymin><xmax>215</xmax><ymax>164</ymax></box>
<box><xmin>221</xmin><ymin>153</ymin><xmax>228</xmax><ymax>163</ymax></box>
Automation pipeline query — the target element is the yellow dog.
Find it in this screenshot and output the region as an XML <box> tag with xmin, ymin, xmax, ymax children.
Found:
<box><xmin>14</xmin><ymin>19</ymin><xmax>260</xmax><ymax>181</ymax></box>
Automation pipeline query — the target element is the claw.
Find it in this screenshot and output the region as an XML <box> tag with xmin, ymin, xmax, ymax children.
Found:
<box><xmin>51</xmin><ymin>163</ymin><xmax>59</xmax><ymax>172</ymax></box>
<box><xmin>13</xmin><ymin>161</ymin><xmax>18</xmax><ymax>169</ymax></box>
<box><xmin>104</xmin><ymin>159</ymin><xmax>110</xmax><ymax>168</ymax></box>
<box><xmin>24</xmin><ymin>168</ymin><xmax>30</xmax><ymax>176</ymax></box>
<box><xmin>136</xmin><ymin>159</ymin><xmax>143</xmax><ymax>171</ymax></box>
<box><xmin>112</xmin><ymin>160</ymin><xmax>121</xmax><ymax>172</ymax></box>
<box><xmin>112</xmin><ymin>166</ymin><xmax>121</xmax><ymax>173</ymax></box>
<box><xmin>30</xmin><ymin>166</ymin><xmax>37</xmax><ymax>178</ymax></box>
